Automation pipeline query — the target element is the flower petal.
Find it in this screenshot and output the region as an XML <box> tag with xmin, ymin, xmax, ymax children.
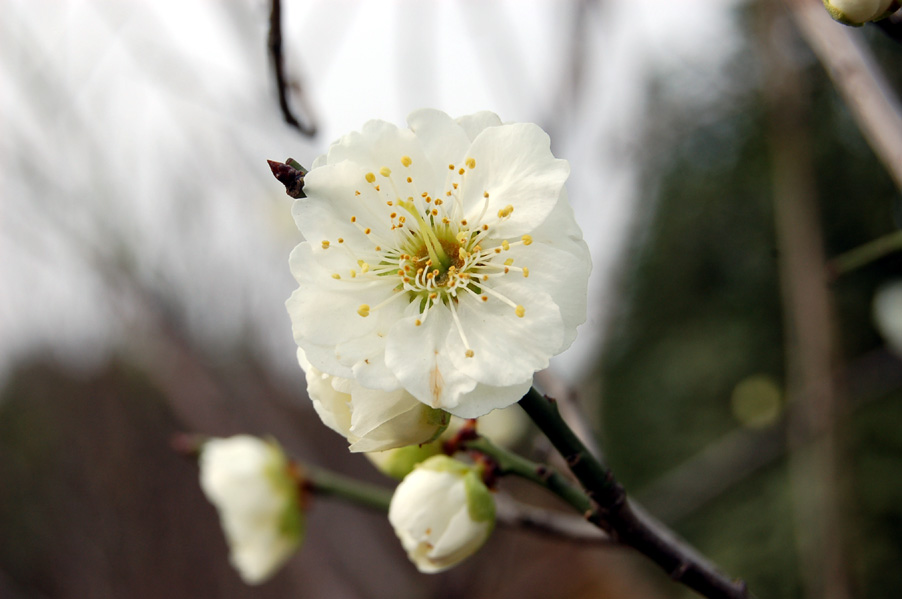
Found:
<box><xmin>448</xmin><ymin>285</ymin><xmax>563</xmax><ymax>387</ymax></box>
<box><xmin>461</xmin><ymin>123</ymin><xmax>570</xmax><ymax>237</ymax></box>
<box><xmin>407</xmin><ymin>109</ymin><xmax>471</xmax><ymax>175</ymax></box>
<box><xmin>456</xmin><ymin>111</ymin><xmax>502</xmax><ymax>141</ymax></box>
<box><xmin>384</xmin><ymin>305</ymin><xmax>478</xmax><ymax>411</ymax></box>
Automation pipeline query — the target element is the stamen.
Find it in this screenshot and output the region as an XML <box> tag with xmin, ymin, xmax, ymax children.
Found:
<box><xmin>515</xmin><ymin>305</ymin><xmax>525</xmax><ymax>318</ymax></box>
<box><xmin>521</xmin><ymin>234</ymin><xmax>533</xmax><ymax>246</ymax></box>
<box><xmin>380</xmin><ymin>167</ymin><xmax>392</xmax><ymax>177</ymax></box>
<box><xmin>357</xmin><ymin>304</ymin><xmax>370</xmax><ymax>317</ymax></box>
<box><xmin>466</xmin><ymin>157</ymin><xmax>476</xmax><ymax>169</ymax></box>
<box><xmin>401</xmin><ymin>156</ymin><xmax>412</xmax><ymax>167</ymax></box>
<box><xmin>321</xmin><ymin>240</ymin><xmax>330</xmax><ymax>249</ymax></box>
<box><xmin>365</xmin><ymin>173</ymin><xmax>376</xmax><ymax>183</ymax></box>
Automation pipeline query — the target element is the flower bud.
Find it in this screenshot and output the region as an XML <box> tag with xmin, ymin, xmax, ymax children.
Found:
<box><xmin>199</xmin><ymin>436</ymin><xmax>303</xmax><ymax>584</ymax></box>
<box><xmin>364</xmin><ymin>440</ymin><xmax>444</xmax><ymax>480</ymax></box>
<box><xmin>388</xmin><ymin>455</ymin><xmax>495</xmax><ymax>573</ymax></box>
<box><xmin>300</xmin><ymin>349</ymin><xmax>449</xmax><ymax>452</ymax></box>
<box><xmin>874</xmin><ymin>280</ymin><xmax>902</xmax><ymax>357</ymax></box>
<box><xmin>822</xmin><ymin>0</ymin><xmax>896</xmax><ymax>25</ymax></box>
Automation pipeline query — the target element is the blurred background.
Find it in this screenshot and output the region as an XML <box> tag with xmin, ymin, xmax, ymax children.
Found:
<box><xmin>2</xmin><ymin>0</ymin><xmax>901</xmax><ymax>597</ymax></box>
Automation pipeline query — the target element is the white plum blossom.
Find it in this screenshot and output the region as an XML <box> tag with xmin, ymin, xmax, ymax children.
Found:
<box><xmin>388</xmin><ymin>455</ymin><xmax>495</xmax><ymax>573</ymax></box>
<box><xmin>822</xmin><ymin>0</ymin><xmax>897</xmax><ymax>24</ymax></box>
<box><xmin>287</xmin><ymin>109</ymin><xmax>590</xmax><ymax>418</ymax></box>
<box><xmin>199</xmin><ymin>436</ymin><xmax>303</xmax><ymax>585</ymax></box>
<box><xmin>299</xmin><ymin>348</ymin><xmax>449</xmax><ymax>452</ymax></box>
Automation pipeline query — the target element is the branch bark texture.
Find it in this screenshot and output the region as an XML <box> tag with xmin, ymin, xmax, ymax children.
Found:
<box><xmin>519</xmin><ymin>388</ymin><xmax>749</xmax><ymax>599</ymax></box>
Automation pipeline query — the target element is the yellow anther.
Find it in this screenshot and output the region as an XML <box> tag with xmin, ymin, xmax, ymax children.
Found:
<box><xmin>441</xmin><ymin>217</ymin><xmax>450</xmax><ymax>224</ymax></box>
<box><xmin>365</xmin><ymin>172</ymin><xmax>376</xmax><ymax>183</ymax></box>
<box><xmin>350</xmin><ymin>270</ymin><xmax>357</xmax><ymax>278</ymax></box>
<box><xmin>351</xmin><ymin>216</ymin><xmax>357</xmax><ymax>223</ymax></box>
<box><xmin>482</xmin><ymin>275</ymin><xmax>489</xmax><ymax>281</ymax></box>
<box><xmin>357</xmin><ymin>304</ymin><xmax>370</xmax><ymax>317</ymax></box>
<box><xmin>515</xmin><ymin>305</ymin><xmax>525</xmax><ymax>318</ymax></box>
<box><xmin>390</xmin><ymin>212</ymin><xmax>397</xmax><ymax>218</ymax></box>
<box><xmin>407</xmin><ymin>177</ymin><xmax>412</xmax><ymax>183</ymax></box>
<box><xmin>401</xmin><ymin>156</ymin><xmax>412</xmax><ymax>167</ymax></box>
<box><xmin>415</xmin><ymin>319</ymin><xmax>422</xmax><ymax>327</ymax></box>
<box><xmin>498</xmin><ymin>204</ymin><xmax>514</xmax><ymax>218</ymax></box>
<box><xmin>331</xmin><ymin>273</ymin><xmax>341</xmax><ymax>280</ymax></box>
<box><xmin>482</xmin><ymin>224</ymin><xmax>489</xmax><ymax>231</ymax></box>
<box><xmin>504</xmin><ymin>258</ymin><xmax>514</xmax><ymax>266</ymax></box>
<box><xmin>446</xmin><ymin>191</ymin><xmax>452</xmax><ymax>197</ymax></box>
<box><xmin>375</xmin><ymin>185</ymin><xmax>381</xmax><ymax>191</ymax></box>
<box><xmin>432</xmin><ymin>209</ymin><xmax>438</xmax><ymax>216</ymax></box>
<box><xmin>458</xmin><ymin>247</ymin><xmax>468</xmax><ymax>260</ymax></box>
<box><xmin>429</xmin><ymin>293</ymin><xmax>437</xmax><ymax>300</ymax></box>
<box><xmin>380</xmin><ymin>167</ymin><xmax>391</xmax><ymax>177</ymax></box>
<box><xmin>501</xmin><ymin>240</ymin><xmax>510</xmax><ymax>251</ymax></box>
<box><xmin>355</xmin><ymin>190</ymin><xmax>361</xmax><ymax>196</ymax></box>
<box><xmin>361</xmin><ymin>263</ymin><xmax>370</xmax><ymax>273</ymax></box>
<box><xmin>481</xmin><ymin>295</ymin><xmax>488</xmax><ymax>302</ymax></box>
<box><xmin>386</xmin><ymin>200</ymin><xmax>393</xmax><ymax>206</ymax></box>
<box><xmin>465</xmin><ymin>349</ymin><xmax>475</xmax><ymax>358</ymax></box>
<box><xmin>337</xmin><ymin>238</ymin><xmax>344</xmax><ymax>244</ymax></box>
<box><xmin>483</xmin><ymin>191</ymin><xmax>490</xmax><ymax>198</ymax></box>
<box><xmin>461</xmin><ymin>219</ymin><xmax>468</xmax><ymax>226</ymax></box>
<box><xmin>458</xmin><ymin>168</ymin><xmax>465</xmax><ymax>175</ymax></box>
<box><xmin>448</xmin><ymin>164</ymin><xmax>455</xmax><ymax>170</ymax></box>
<box><xmin>321</xmin><ymin>240</ymin><xmax>330</xmax><ymax>249</ymax></box>
<box><xmin>364</xmin><ymin>228</ymin><xmax>372</xmax><ymax>234</ymax></box>
<box><xmin>521</xmin><ymin>234</ymin><xmax>533</xmax><ymax>246</ymax></box>
<box><xmin>522</xmin><ymin>267</ymin><xmax>529</xmax><ymax>278</ymax></box>
<box><xmin>466</xmin><ymin>157</ymin><xmax>476</xmax><ymax>169</ymax></box>
<box><xmin>453</xmin><ymin>182</ymin><xmax>459</xmax><ymax>189</ymax></box>
<box><xmin>374</xmin><ymin>246</ymin><xmax>381</xmax><ymax>251</ymax></box>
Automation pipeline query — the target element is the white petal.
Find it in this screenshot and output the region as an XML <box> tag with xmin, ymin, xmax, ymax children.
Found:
<box><xmin>461</xmin><ymin>123</ymin><xmax>570</xmax><ymax>237</ymax></box>
<box><xmin>455</xmin><ymin>111</ymin><xmax>502</xmax><ymax>141</ymax></box>
<box><xmin>407</xmin><ymin>109</ymin><xmax>471</xmax><ymax>174</ymax></box>
<box><xmin>443</xmin><ymin>378</ymin><xmax>533</xmax><ymax>419</ymax></box>
<box><xmin>287</xmin><ymin>243</ymin><xmax>400</xmax><ymax>358</ymax></box>
<box><xmin>448</xmin><ymin>286</ymin><xmax>563</xmax><ymax>387</ymax></box>
<box><xmin>384</xmin><ymin>305</ymin><xmax>478</xmax><ymax>411</ymax></box>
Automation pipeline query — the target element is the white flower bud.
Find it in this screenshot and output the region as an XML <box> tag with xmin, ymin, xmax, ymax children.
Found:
<box><xmin>874</xmin><ymin>280</ymin><xmax>902</xmax><ymax>357</ymax></box>
<box><xmin>388</xmin><ymin>455</ymin><xmax>495</xmax><ymax>573</ymax></box>
<box><xmin>300</xmin><ymin>349</ymin><xmax>449</xmax><ymax>452</ymax></box>
<box><xmin>199</xmin><ymin>436</ymin><xmax>303</xmax><ymax>585</ymax></box>
<box><xmin>822</xmin><ymin>0</ymin><xmax>895</xmax><ymax>24</ymax></box>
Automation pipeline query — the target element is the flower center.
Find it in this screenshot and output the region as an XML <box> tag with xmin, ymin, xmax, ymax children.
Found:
<box><xmin>319</xmin><ymin>155</ymin><xmax>534</xmax><ymax>357</ymax></box>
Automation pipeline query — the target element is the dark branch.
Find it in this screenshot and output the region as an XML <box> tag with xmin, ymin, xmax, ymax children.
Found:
<box><xmin>268</xmin><ymin>0</ymin><xmax>317</xmax><ymax>136</ymax></box>
<box><xmin>267</xmin><ymin>158</ymin><xmax>307</xmax><ymax>198</ymax></box>
<box><xmin>519</xmin><ymin>388</ymin><xmax>749</xmax><ymax>599</ymax></box>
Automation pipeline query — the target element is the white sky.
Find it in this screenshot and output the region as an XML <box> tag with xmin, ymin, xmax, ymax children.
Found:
<box><xmin>0</xmin><ymin>0</ymin><xmax>743</xmax><ymax>388</ymax></box>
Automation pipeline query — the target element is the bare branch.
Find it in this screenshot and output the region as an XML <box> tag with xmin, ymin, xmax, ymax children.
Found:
<box><xmin>788</xmin><ymin>0</ymin><xmax>902</xmax><ymax>192</ymax></box>
<box><xmin>268</xmin><ymin>0</ymin><xmax>317</xmax><ymax>137</ymax></box>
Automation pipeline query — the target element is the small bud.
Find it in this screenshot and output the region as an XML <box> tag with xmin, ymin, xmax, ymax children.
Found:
<box><xmin>874</xmin><ymin>280</ymin><xmax>902</xmax><ymax>357</ymax></box>
<box><xmin>822</xmin><ymin>0</ymin><xmax>896</xmax><ymax>25</ymax></box>
<box><xmin>268</xmin><ymin>158</ymin><xmax>308</xmax><ymax>198</ymax></box>
<box><xmin>364</xmin><ymin>441</ymin><xmax>444</xmax><ymax>480</ymax></box>
<box><xmin>388</xmin><ymin>455</ymin><xmax>495</xmax><ymax>573</ymax></box>
<box><xmin>199</xmin><ymin>436</ymin><xmax>303</xmax><ymax>584</ymax></box>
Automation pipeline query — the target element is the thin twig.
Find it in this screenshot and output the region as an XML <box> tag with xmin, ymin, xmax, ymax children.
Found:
<box><xmin>268</xmin><ymin>0</ymin><xmax>317</xmax><ymax>136</ymax></box>
<box><xmin>494</xmin><ymin>493</ymin><xmax>612</xmax><ymax>545</ymax></box>
<box><xmin>765</xmin><ymin>4</ymin><xmax>851</xmax><ymax>598</ymax></box>
<box><xmin>519</xmin><ymin>389</ymin><xmax>749</xmax><ymax>599</ymax></box>
<box><xmin>788</xmin><ymin>0</ymin><xmax>902</xmax><ymax>192</ymax></box>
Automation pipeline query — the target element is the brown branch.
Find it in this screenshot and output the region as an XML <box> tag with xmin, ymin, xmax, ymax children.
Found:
<box><xmin>788</xmin><ymin>0</ymin><xmax>902</xmax><ymax>192</ymax></box>
<box><xmin>764</xmin><ymin>4</ymin><xmax>852</xmax><ymax>598</ymax></box>
<box><xmin>268</xmin><ymin>0</ymin><xmax>317</xmax><ymax>137</ymax></box>
<box><xmin>519</xmin><ymin>389</ymin><xmax>749</xmax><ymax>599</ymax></box>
